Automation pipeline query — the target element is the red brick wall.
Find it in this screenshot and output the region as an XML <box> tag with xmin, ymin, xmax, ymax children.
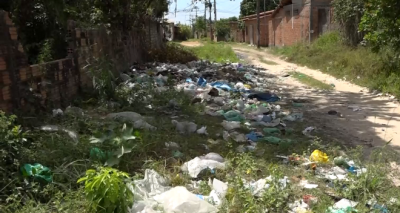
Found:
<box><xmin>243</xmin><ymin>16</ymin><xmax>269</xmax><ymax>46</ymax></box>
<box><xmin>0</xmin><ymin>10</ymin><xmax>163</xmax><ymax>113</ymax></box>
<box><xmin>268</xmin><ymin>0</ymin><xmax>332</xmax><ymax>47</ymax></box>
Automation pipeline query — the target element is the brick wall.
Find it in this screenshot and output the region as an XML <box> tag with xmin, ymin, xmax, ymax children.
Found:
<box><xmin>268</xmin><ymin>0</ymin><xmax>333</xmax><ymax>47</ymax></box>
<box><xmin>243</xmin><ymin>16</ymin><xmax>270</xmax><ymax>46</ymax></box>
<box><xmin>229</xmin><ymin>22</ymin><xmax>245</xmax><ymax>43</ymax></box>
<box><xmin>0</xmin><ymin>10</ymin><xmax>163</xmax><ymax>113</ymax></box>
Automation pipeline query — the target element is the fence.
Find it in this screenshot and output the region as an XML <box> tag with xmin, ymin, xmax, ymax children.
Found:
<box><xmin>0</xmin><ymin>10</ymin><xmax>164</xmax><ymax>113</ymax></box>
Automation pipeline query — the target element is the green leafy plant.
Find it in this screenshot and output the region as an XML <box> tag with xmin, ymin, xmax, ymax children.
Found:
<box><xmin>90</xmin><ymin>124</ymin><xmax>140</xmax><ymax>166</ymax></box>
<box><xmin>77</xmin><ymin>167</ymin><xmax>134</xmax><ymax>213</ymax></box>
<box><xmin>83</xmin><ymin>56</ymin><xmax>117</xmax><ymax>101</ymax></box>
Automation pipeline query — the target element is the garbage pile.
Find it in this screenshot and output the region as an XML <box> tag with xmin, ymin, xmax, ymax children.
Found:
<box><xmin>41</xmin><ymin>60</ymin><xmax>398</xmax><ymax>213</ymax></box>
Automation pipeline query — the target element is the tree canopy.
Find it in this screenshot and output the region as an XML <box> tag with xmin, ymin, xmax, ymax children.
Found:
<box><xmin>360</xmin><ymin>0</ymin><xmax>400</xmax><ymax>52</ymax></box>
<box><xmin>240</xmin><ymin>0</ymin><xmax>278</xmax><ymax>17</ymax></box>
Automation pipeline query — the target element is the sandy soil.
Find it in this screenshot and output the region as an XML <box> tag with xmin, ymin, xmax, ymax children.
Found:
<box><xmin>180</xmin><ymin>41</ymin><xmax>203</xmax><ymax>47</ymax></box>
<box><xmin>231</xmin><ymin>46</ymin><xmax>400</xmax><ymax>154</ymax></box>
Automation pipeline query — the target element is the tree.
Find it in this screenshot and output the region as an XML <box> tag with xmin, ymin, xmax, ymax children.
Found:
<box><xmin>240</xmin><ymin>0</ymin><xmax>277</xmax><ymax>17</ymax></box>
<box><xmin>227</xmin><ymin>16</ymin><xmax>238</xmax><ymax>21</ymax></box>
<box><xmin>360</xmin><ymin>0</ymin><xmax>400</xmax><ymax>52</ymax></box>
<box><xmin>332</xmin><ymin>0</ymin><xmax>364</xmax><ymax>46</ymax></box>
<box><xmin>195</xmin><ymin>16</ymin><xmax>207</xmax><ymax>32</ymax></box>
<box><xmin>215</xmin><ymin>18</ymin><xmax>230</xmax><ymax>38</ymax></box>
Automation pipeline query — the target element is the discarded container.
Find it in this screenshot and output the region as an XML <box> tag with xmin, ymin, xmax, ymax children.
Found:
<box><xmin>310</xmin><ymin>150</ymin><xmax>329</xmax><ymax>163</ymax></box>
<box><xmin>21</xmin><ymin>163</ymin><xmax>53</xmax><ymax>183</ymax></box>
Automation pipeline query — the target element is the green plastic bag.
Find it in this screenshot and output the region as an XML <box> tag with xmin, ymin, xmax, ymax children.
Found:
<box><xmin>90</xmin><ymin>147</ymin><xmax>113</xmax><ymax>163</ymax></box>
<box><xmin>21</xmin><ymin>163</ymin><xmax>53</xmax><ymax>183</ymax></box>
<box><xmin>223</xmin><ymin>110</ymin><xmax>244</xmax><ymax>121</ymax></box>
<box><xmin>262</xmin><ymin>136</ymin><xmax>281</xmax><ymax>144</ymax></box>
<box><xmin>263</xmin><ymin>128</ymin><xmax>280</xmax><ymax>135</ymax></box>
<box><xmin>261</xmin><ymin>136</ymin><xmax>293</xmax><ymax>145</ymax></box>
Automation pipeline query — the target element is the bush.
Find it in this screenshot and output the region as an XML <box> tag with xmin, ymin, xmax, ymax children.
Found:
<box><xmin>77</xmin><ymin>167</ymin><xmax>134</xmax><ymax>213</ymax></box>
<box><xmin>148</xmin><ymin>43</ymin><xmax>198</xmax><ymax>64</ymax></box>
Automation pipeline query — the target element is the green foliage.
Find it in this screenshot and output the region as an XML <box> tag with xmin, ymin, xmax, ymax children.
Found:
<box><xmin>274</xmin><ymin>32</ymin><xmax>400</xmax><ymax>98</ymax></box>
<box><xmin>332</xmin><ymin>0</ymin><xmax>365</xmax><ymax>46</ymax></box>
<box><xmin>37</xmin><ymin>39</ymin><xmax>54</xmax><ymax>63</ymax></box>
<box><xmin>0</xmin><ymin>111</ymin><xmax>27</xmax><ymax>198</ymax></box>
<box><xmin>360</xmin><ymin>0</ymin><xmax>400</xmax><ymax>52</ymax></box>
<box><xmin>148</xmin><ymin>42</ymin><xmax>198</xmax><ymax>64</ymax></box>
<box><xmin>77</xmin><ymin>167</ymin><xmax>134</xmax><ymax>213</ymax></box>
<box><xmin>178</xmin><ymin>24</ymin><xmax>192</xmax><ymax>40</ymax></box>
<box><xmin>240</xmin><ymin>0</ymin><xmax>277</xmax><ymax>17</ymax></box>
<box><xmin>215</xmin><ymin>19</ymin><xmax>231</xmax><ymax>38</ymax></box>
<box><xmin>189</xmin><ymin>42</ymin><xmax>239</xmax><ymax>63</ymax></box>
<box><xmin>90</xmin><ymin>124</ymin><xmax>140</xmax><ymax>167</ymax></box>
<box><xmin>84</xmin><ymin>56</ymin><xmax>117</xmax><ymax>101</ymax></box>
<box><xmin>194</xmin><ymin>16</ymin><xmax>207</xmax><ymax>32</ymax></box>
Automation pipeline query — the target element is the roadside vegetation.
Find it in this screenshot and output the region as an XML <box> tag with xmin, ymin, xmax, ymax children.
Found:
<box><xmin>273</xmin><ymin>32</ymin><xmax>400</xmax><ymax>96</ymax></box>
<box><xmin>290</xmin><ymin>71</ymin><xmax>334</xmax><ymax>90</ymax></box>
<box><xmin>273</xmin><ymin>0</ymin><xmax>400</xmax><ymax>98</ymax></box>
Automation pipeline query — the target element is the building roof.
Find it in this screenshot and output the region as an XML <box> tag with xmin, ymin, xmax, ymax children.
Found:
<box><xmin>239</xmin><ymin>0</ymin><xmax>294</xmax><ymax>20</ymax></box>
<box><xmin>271</xmin><ymin>0</ymin><xmax>293</xmax><ymax>17</ymax></box>
<box><xmin>241</xmin><ymin>10</ymin><xmax>274</xmax><ymax>21</ymax></box>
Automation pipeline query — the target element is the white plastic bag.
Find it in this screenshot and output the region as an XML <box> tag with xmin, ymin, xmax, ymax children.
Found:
<box><xmin>153</xmin><ymin>186</ymin><xmax>218</xmax><ymax>213</ymax></box>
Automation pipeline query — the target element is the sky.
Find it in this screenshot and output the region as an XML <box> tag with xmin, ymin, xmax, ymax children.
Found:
<box><xmin>166</xmin><ymin>0</ymin><xmax>241</xmax><ymax>25</ymax></box>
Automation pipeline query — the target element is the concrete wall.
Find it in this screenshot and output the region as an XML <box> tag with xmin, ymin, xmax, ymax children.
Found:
<box><xmin>0</xmin><ymin>10</ymin><xmax>164</xmax><ymax>113</ymax></box>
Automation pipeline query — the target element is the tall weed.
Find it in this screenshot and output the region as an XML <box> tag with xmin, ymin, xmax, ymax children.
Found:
<box><xmin>274</xmin><ymin>32</ymin><xmax>400</xmax><ymax>97</ymax></box>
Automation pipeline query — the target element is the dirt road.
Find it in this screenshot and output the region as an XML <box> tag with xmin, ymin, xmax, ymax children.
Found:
<box><xmin>231</xmin><ymin>45</ymin><xmax>400</xmax><ymax>153</ymax></box>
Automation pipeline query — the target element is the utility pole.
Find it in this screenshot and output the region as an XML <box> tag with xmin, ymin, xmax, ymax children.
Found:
<box><xmin>209</xmin><ymin>1</ymin><xmax>214</xmax><ymax>41</ymax></box>
<box><xmin>256</xmin><ymin>0</ymin><xmax>260</xmax><ymax>48</ymax></box>
<box><xmin>204</xmin><ymin>1</ymin><xmax>207</xmax><ymax>37</ymax></box>
<box><xmin>214</xmin><ymin>0</ymin><xmax>217</xmax><ymax>22</ymax></box>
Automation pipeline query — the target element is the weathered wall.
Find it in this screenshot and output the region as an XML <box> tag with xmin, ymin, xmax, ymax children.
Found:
<box><xmin>268</xmin><ymin>0</ymin><xmax>333</xmax><ymax>47</ymax></box>
<box><xmin>243</xmin><ymin>16</ymin><xmax>269</xmax><ymax>46</ymax></box>
<box><xmin>0</xmin><ymin>10</ymin><xmax>164</xmax><ymax>113</ymax></box>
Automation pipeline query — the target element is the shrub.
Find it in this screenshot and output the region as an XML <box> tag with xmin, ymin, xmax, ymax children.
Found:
<box><xmin>77</xmin><ymin>167</ymin><xmax>134</xmax><ymax>213</ymax></box>
<box><xmin>148</xmin><ymin>43</ymin><xmax>198</xmax><ymax>64</ymax></box>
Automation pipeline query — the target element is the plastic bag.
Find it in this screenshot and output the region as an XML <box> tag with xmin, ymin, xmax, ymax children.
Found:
<box><xmin>223</xmin><ymin>110</ymin><xmax>244</xmax><ymax>121</ymax></box>
<box><xmin>153</xmin><ymin>186</ymin><xmax>218</xmax><ymax>213</ymax></box>
<box><xmin>40</xmin><ymin>125</ymin><xmax>79</xmax><ymax>143</ymax></box>
<box><xmin>21</xmin><ymin>163</ymin><xmax>53</xmax><ymax>183</ymax></box>
<box><xmin>310</xmin><ymin>150</ymin><xmax>329</xmax><ymax>163</ymax></box>
<box><xmin>172</xmin><ymin>120</ymin><xmax>197</xmax><ymax>134</ymax></box>
<box><xmin>182</xmin><ymin>156</ymin><xmax>226</xmax><ymax>178</ymax></box>
<box><xmin>221</xmin><ymin>120</ymin><xmax>241</xmax><ymax>131</ymax></box>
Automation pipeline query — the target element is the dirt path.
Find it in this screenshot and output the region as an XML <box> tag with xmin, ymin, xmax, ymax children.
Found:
<box><xmin>180</xmin><ymin>41</ymin><xmax>203</xmax><ymax>47</ymax></box>
<box><xmin>232</xmin><ymin>46</ymin><xmax>400</xmax><ymax>153</ymax></box>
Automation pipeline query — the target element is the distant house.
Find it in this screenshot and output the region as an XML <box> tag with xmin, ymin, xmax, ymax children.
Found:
<box><xmin>236</xmin><ymin>0</ymin><xmax>334</xmax><ymax>47</ymax></box>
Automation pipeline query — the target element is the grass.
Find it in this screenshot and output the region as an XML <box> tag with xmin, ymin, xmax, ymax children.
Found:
<box><xmin>2</xmin><ymin>44</ymin><xmax>400</xmax><ymax>213</ymax></box>
<box><xmin>187</xmin><ymin>41</ymin><xmax>239</xmax><ymax>63</ymax></box>
<box><xmin>272</xmin><ymin>32</ymin><xmax>400</xmax><ymax>98</ymax></box>
<box><xmin>258</xmin><ymin>54</ymin><xmax>279</xmax><ymax>65</ymax></box>
<box><xmin>290</xmin><ymin>71</ymin><xmax>334</xmax><ymax>90</ymax></box>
